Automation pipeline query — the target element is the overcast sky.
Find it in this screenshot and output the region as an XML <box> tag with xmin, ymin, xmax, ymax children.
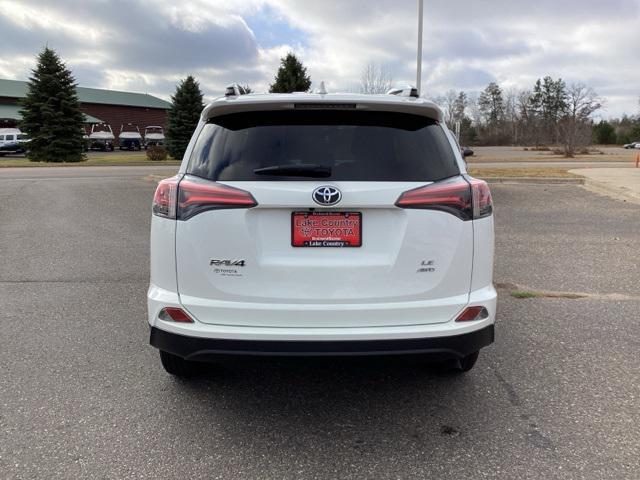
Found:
<box><xmin>1</xmin><ymin>0</ymin><xmax>638</xmax><ymax>117</ymax></box>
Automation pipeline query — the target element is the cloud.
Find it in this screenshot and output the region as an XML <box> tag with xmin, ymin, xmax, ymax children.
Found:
<box><xmin>0</xmin><ymin>0</ymin><xmax>638</xmax><ymax>116</ymax></box>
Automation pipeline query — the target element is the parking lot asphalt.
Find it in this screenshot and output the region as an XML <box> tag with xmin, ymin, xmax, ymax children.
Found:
<box><xmin>0</xmin><ymin>169</ymin><xmax>638</xmax><ymax>479</ymax></box>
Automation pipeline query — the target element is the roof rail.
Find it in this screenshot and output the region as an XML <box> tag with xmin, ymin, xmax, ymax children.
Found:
<box><xmin>224</xmin><ymin>83</ymin><xmax>248</xmax><ymax>97</ymax></box>
<box><xmin>387</xmin><ymin>84</ymin><xmax>419</xmax><ymax>98</ymax></box>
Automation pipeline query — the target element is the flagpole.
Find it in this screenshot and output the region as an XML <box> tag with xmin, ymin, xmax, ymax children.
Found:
<box><xmin>416</xmin><ymin>0</ymin><xmax>424</xmax><ymax>95</ymax></box>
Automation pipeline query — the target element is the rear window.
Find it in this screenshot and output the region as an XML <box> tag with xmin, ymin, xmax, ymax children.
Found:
<box><xmin>187</xmin><ymin>110</ymin><xmax>459</xmax><ymax>182</ymax></box>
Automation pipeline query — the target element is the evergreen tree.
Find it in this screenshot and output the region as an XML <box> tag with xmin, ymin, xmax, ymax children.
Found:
<box><xmin>166</xmin><ymin>76</ymin><xmax>204</xmax><ymax>160</ymax></box>
<box><xmin>478</xmin><ymin>82</ymin><xmax>504</xmax><ymax>126</ymax></box>
<box><xmin>540</xmin><ymin>76</ymin><xmax>567</xmax><ymax>144</ymax></box>
<box><xmin>593</xmin><ymin>120</ymin><xmax>616</xmax><ymax>144</ymax></box>
<box><xmin>526</xmin><ymin>80</ymin><xmax>544</xmax><ymax>145</ymax></box>
<box><xmin>20</xmin><ymin>47</ymin><xmax>85</xmax><ymax>162</ymax></box>
<box><xmin>269</xmin><ymin>53</ymin><xmax>312</xmax><ymax>93</ymax></box>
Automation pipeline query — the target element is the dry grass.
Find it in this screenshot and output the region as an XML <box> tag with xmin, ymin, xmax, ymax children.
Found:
<box><xmin>0</xmin><ymin>153</ymin><xmax>180</xmax><ymax>168</ymax></box>
<box><xmin>468</xmin><ymin>145</ymin><xmax>635</xmax><ymax>163</ymax></box>
<box><xmin>469</xmin><ymin>154</ymin><xmax>626</xmax><ymax>163</ymax></box>
<box><xmin>468</xmin><ymin>167</ymin><xmax>577</xmax><ymax>178</ymax></box>
<box><xmin>511</xmin><ymin>291</ymin><xmax>539</xmax><ymax>299</ymax></box>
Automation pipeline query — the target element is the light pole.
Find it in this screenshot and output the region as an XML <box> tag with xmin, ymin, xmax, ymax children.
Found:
<box><xmin>416</xmin><ymin>0</ymin><xmax>424</xmax><ymax>95</ymax></box>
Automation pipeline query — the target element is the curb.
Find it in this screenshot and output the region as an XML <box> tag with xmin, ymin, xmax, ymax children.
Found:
<box><xmin>483</xmin><ymin>177</ymin><xmax>585</xmax><ymax>185</ymax></box>
<box><xmin>578</xmin><ymin>179</ymin><xmax>640</xmax><ymax>205</ymax></box>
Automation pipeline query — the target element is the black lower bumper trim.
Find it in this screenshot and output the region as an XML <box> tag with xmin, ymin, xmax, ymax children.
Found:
<box><xmin>150</xmin><ymin>325</ymin><xmax>494</xmax><ymax>360</ymax></box>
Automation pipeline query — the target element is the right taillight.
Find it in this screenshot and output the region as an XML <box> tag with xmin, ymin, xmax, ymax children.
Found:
<box><xmin>152</xmin><ymin>175</ymin><xmax>257</xmax><ymax>221</ymax></box>
<box><xmin>395</xmin><ymin>176</ymin><xmax>492</xmax><ymax>221</ymax></box>
<box><xmin>468</xmin><ymin>177</ymin><xmax>493</xmax><ymax>219</ymax></box>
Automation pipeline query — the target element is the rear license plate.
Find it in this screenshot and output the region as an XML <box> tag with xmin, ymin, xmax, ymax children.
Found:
<box><xmin>291</xmin><ymin>211</ymin><xmax>362</xmax><ymax>247</ymax></box>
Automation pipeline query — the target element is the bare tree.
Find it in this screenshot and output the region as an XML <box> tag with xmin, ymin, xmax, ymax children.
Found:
<box><xmin>360</xmin><ymin>62</ymin><xmax>393</xmax><ymax>94</ymax></box>
<box><xmin>559</xmin><ymin>83</ymin><xmax>601</xmax><ymax>157</ymax></box>
<box><xmin>466</xmin><ymin>92</ymin><xmax>482</xmax><ymax>127</ymax></box>
<box><xmin>517</xmin><ymin>90</ymin><xmax>537</xmax><ymax>145</ymax></box>
<box><xmin>438</xmin><ymin>90</ymin><xmax>458</xmax><ymax>126</ymax></box>
<box><xmin>503</xmin><ymin>88</ymin><xmax>519</xmax><ymax>144</ymax></box>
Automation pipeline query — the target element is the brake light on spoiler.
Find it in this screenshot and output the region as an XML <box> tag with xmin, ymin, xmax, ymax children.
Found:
<box><xmin>395</xmin><ymin>176</ymin><xmax>492</xmax><ymax>221</ymax></box>
<box><xmin>152</xmin><ymin>175</ymin><xmax>257</xmax><ymax>220</ymax></box>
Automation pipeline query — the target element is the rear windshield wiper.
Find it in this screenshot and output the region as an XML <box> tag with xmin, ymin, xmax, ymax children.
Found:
<box><xmin>253</xmin><ymin>164</ymin><xmax>332</xmax><ymax>178</ymax></box>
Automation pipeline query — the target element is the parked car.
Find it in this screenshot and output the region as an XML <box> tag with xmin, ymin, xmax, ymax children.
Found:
<box><xmin>623</xmin><ymin>142</ymin><xmax>639</xmax><ymax>149</ymax></box>
<box><xmin>89</xmin><ymin>124</ymin><xmax>115</xmax><ymax>151</ymax></box>
<box><xmin>149</xmin><ymin>88</ymin><xmax>496</xmax><ymax>377</ymax></box>
<box><xmin>0</xmin><ymin>128</ymin><xmax>29</xmax><ymax>156</ymax></box>
<box><xmin>636</xmin><ymin>143</ymin><xmax>640</xmax><ymax>150</ymax></box>
<box><xmin>144</xmin><ymin>126</ymin><xmax>165</xmax><ymax>149</ymax></box>
<box><xmin>119</xmin><ymin>123</ymin><xmax>142</xmax><ymax>151</ymax></box>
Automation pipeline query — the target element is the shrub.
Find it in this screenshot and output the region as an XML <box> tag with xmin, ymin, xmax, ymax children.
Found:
<box><xmin>147</xmin><ymin>146</ymin><xmax>168</xmax><ymax>161</ymax></box>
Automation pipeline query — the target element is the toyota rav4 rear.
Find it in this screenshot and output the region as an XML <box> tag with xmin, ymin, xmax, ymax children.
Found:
<box><xmin>148</xmin><ymin>92</ymin><xmax>496</xmax><ymax>377</ymax></box>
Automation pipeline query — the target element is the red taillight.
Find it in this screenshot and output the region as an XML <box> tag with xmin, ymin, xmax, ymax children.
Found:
<box><xmin>455</xmin><ymin>306</ymin><xmax>489</xmax><ymax>322</ymax></box>
<box><xmin>395</xmin><ymin>176</ymin><xmax>492</xmax><ymax>221</ymax></box>
<box><xmin>177</xmin><ymin>177</ymin><xmax>257</xmax><ymax>220</ymax></box>
<box><xmin>152</xmin><ymin>176</ymin><xmax>179</xmax><ymax>219</ymax></box>
<box><xmin>469</xmin><ymin>177</ymin><xmax>493</xmax><ymax>219</ymax></box>
<box><xmin>158</xmin><ymin>307</ymin><xmax>193</xmax><ymax>323</ymax></box>
<box><xmin>395</xmin><ymin>176</ymin><xmax>472</xmax><ymax>220</ymax></box>
<box><xmin>152</xmin><ymin>175</ymin><xmax>257</xmax><ymax>221</ymax></box>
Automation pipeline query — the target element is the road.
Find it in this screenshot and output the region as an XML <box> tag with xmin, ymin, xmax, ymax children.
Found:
<box><xmin>1</xmin><ymin>167</ymin><xmax>639</xmax><ymax>479</ymax></box>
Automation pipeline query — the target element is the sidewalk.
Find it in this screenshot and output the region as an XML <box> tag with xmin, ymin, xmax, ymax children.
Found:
<box><xmin>569</xmin><ymin>167</ymin><xmax>640</xmax><ymax>204</ymax></box>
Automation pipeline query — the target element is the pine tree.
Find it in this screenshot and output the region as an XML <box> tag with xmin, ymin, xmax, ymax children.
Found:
<box><xmin>593</xmin><ymin>120</ymin><xmax>616</xmax><ymax>145</ymax></box>
<box><xmin>166</xmin><ymin>76</ymin><xmax>204</xmax><ymax>160</ymax></box>
<box><xmin>269</xmin><ymin>53</ymin><xmax>312</xmax><ymax>93</ymax></box>
<box><xmin>478</xmin><ymin>82</ymin><xmax>504</xmax><ymax>126</ymax></box>
<box><xmin>19</xmin><ymin>47</ymin><xmax>85</xmax><ymax>162</ymax></box>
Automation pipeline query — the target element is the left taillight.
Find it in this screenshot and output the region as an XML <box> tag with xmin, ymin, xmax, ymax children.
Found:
<box><xmin>152</xmin><ymin>175</ymin><xmax>179</xmax><ymax>219</ymax></box>
<box><xmin>152</xmin><ymin>175</ymin><xmax>257</xmax><ymax>221</ymax></box>
<box><xmin>177</xmin><ymin>176</ymin><xmax>257</xmax><ymax>220</ymax></box>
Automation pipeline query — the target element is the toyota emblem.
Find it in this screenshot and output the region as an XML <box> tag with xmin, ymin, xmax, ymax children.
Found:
<box><xmin>312</xmin><ymin>186</ymin><xmax>342</xmax><ymax>206</ymax></box>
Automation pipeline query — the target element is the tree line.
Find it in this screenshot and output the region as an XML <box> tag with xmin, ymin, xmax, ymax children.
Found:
<box><xmin>436</xmin><ymin>78</ymin><xmax>640</xmax><ymax>155</ymax></box>
<box><xmin>17</xmin><ymin>46</ymin><xmax>639</xmax><ymax>163</ymax></box>
<box><xmin>18</xmin><ymin>48</ymin><xmax>312</xmax><ymax>162</ymax></box>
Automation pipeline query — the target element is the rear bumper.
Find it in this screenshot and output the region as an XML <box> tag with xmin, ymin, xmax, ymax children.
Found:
<box><xmin>150</xmin><ymin>324</ymin><xmax>494</xmax><ymax>360</ymax></box>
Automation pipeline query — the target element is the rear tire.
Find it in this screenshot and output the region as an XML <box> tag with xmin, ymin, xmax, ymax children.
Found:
<box><xmin>159</xmin><ymin>350</ymin><xmax>200</xmax><ymax>377</ymax></box>
<box><xmin>457</xmin><ymin>351</ymin><xmax>479</xmax><ymax>372</ymax></box>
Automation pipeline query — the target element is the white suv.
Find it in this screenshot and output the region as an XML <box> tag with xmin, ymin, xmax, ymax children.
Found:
<box><xmin>148</xmin><ymin>91</ymin><xmax>496</xmax><ymax>377</ymax></box>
